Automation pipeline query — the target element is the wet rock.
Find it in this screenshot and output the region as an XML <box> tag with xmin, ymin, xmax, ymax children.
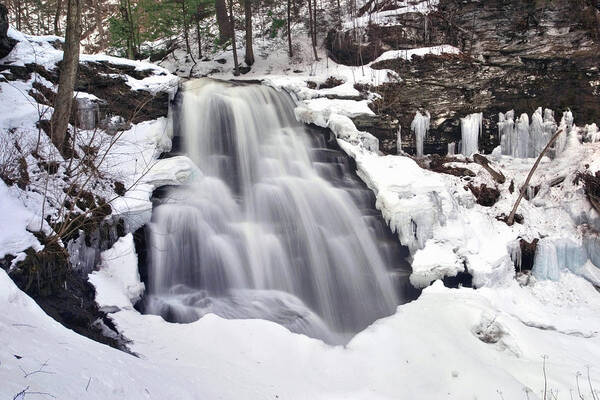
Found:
<box><xmin>466</xmin><ymin>183</ymin><xmax>500</xmax><ymax>207</ymax></box>
<box><xmin>0</xmin><ymin>4</ymin><xmax>16</xmax><ymax>59</ymax></box>
<box><xmin>517</xmin><ymin>238</ymin><xmax>539</xmax><ymax>272</ymax></box>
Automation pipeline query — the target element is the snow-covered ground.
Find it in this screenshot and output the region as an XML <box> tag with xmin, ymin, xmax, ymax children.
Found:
<box><xmin>2</xmin><ymin>4</ymin><xmax>600</xmax><ymax>399</ymax></box>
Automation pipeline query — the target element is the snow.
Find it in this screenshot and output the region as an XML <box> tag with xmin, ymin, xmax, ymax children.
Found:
<box><xmin>373</xmin><ymin>45</ymin><xmax>461</xmax><ymax>64</ymax></box>
<box><xmin>0</xmin><ymin>181</ymin><xmax>41</xmax><ymax>259</ymax></box>
<box><xmin>4</xmin><ymin>262</ymin><xmax>600</xmax><ymax>399</ymax></box>
<box><xmin>4</xmin><ymin>27</ymin><xmax>177</xmax><ymax>94</ymax></box>
<box><xmin>410</xmin><ymin>240</ymin><xmax>463</xmax><ymax>288</ymax></box>
<box><xmin>344</xmin><ymin>0</ymin><xmax>440</xmax><ymax>29</ymax></box>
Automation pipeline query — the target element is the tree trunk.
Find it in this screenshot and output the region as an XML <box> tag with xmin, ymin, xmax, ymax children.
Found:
<box><xmin>50</xmin><ymin>0</ymin><xmax>81</xmax><ymax>153</ymax></box>
<box><xmin>16</xmin><ymin>0</ymin><xmax>22</xmax><ymax>31</ymax></box>
<box><xmin>308</xmin><ymin>0</ymin><xmax>318</xmax><ymax>60</ymax></box>
<box><xmin>229</xmin><ymin>0</ymin><xmax>239</xmax><ymax>75</ymax></box>
<box><xmin>195</xmin><ymin>11</ymin><xmax>202</xmax><ymax>59</ymax></box>
<box><xmin>92</xmin><ymin>0</ymin><xmax>104</xmax><ymax>48</ymax></box>
<box><xmin>119</xmin><ymin>0</ymin><xmax>134</xmax><ymax>58</ymax></box>
<box><xmin>182</xmin><ymin>0</ymin><xmax>193</xmax><ymax>58</ymax></box>
<box><xmin>287</xmin><ymin>0</ymin><xmax>293</xmax><ymax>57</ymax></box>
<box><xmin>54</xmin><ymin>0</ymin><xmax>62</xmax><ymax>35</ymax></box>
<box><xmin>215</xmin><ymin>0</ymin><xmax>232</xmax><ymax>44</ymax></box>
<box><xmin>244</xmin><ymin>0</ymin><xmax>254</xmax><ymax>66</ymax></box>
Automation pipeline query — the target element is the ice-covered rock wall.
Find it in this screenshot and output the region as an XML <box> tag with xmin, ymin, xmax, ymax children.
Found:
<box><xmin>532</xmin><ymin>237</ymin><xmax>600</xmax><ymax>285</ymax></box>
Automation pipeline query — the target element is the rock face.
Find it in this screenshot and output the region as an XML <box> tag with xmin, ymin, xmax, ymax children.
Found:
<box><xmin>0</xmin><ymin>3</ymin><xmax>16</xmax><ymax>58</ymax></box>
<box><xmin>329</xmin><ymin>0</ymin><xmax>600</xmax><ymax>155</ymax></box>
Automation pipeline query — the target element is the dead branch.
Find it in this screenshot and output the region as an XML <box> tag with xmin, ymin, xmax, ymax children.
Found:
<box><xmin>506</xmin><ymin>129</ymin><xmax>563</xmax><ymax>226</ymax></box>
<box><xmin>473</xmin><ymin>154</ymin><xmax>506</xmax><ymax>184</ymax></box>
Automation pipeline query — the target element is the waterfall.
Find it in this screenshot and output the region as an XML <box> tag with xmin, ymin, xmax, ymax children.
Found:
<box><xmin>141</xmin><ymin>79</ymin><xmax>414</xmax><ymax>343</ymax></box>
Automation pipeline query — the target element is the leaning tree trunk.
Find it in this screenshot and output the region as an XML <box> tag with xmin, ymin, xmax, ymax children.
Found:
<box><xmin>244</xmin><ymin>0</ymin><xmax>254</xmax><ymax>66</ymax></box>
<box><xmin>215</xmin><ymin>0</ymin><xmax>232</xmax><ymax>44</ymax></box>
<box><xmin>506</xmin><ymin>128</ymin><xmax>564</xmax><ymax>226</ymax></box>
<box><xmin>50</xmin><ymin>0</ymin><xmax>81</xmax><ymax>153</ymax></box>
<box><xmin>229</xmin><ymin>0</ymin><xmax>239</xmax><ymax>75</ymax></box>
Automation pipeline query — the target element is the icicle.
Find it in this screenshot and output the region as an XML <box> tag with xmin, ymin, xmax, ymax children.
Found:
<box><xmin>508</xmin><ymin>240</ymin><xmax>522</xmax><ymax>271</ymax></box>
<box><xmin>397</xmin><ymin>125</ymin><xmax>402</xmax><ymax>154</ymax></box>
<box><xmin>410</xmin><ymin>111</ymin><xmax>430</xmax><ymax>157</ymax></box>
<box><xmin>499</xmin><ymin>110</ymin><xmax>515</xmax><ymax>156</ymax></box>
<box><xmin>585</xmin><ymin>123</ymin><xmax>600</xmax><ymax>143</ymax></box>
<box><xmin>447</xmin><ymin>142</ymin><xmax>456</xmax><ymax>156</ymax></box>
<box><xmin>532</xmin><ymin>238</ymin><xmax>561</xmax><ymax>281</ymax></box>
<box><xmin>460</xmin><ymin>112</ymin><xmax>482</xmax><ymax>157</ymax></box>
<box><xmin>529</xmin><ymin>108</ymin><xmax>545</xmax><ymax>157</ymax></box>
<box><xmin>515</xmin><ymin>113</ymin><xmax>530</xmax><ymax>158</ymax></box>
<box><xmin>555</xmin><ymin>111</ymin><xmax>573</xmax><ymax>156</ymax></box>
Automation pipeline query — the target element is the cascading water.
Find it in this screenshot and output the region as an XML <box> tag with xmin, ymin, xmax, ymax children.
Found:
<box><xmin>141</xmin><ymin>79</ymin><xmax>415</xmax><ymax>343</ymax></box>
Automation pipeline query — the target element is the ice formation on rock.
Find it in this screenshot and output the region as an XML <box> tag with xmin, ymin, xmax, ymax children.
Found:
<box><xmin>585</xmin><ymin>123</ymin><xmax>600</xmax><ymax>143</ymax></box>
<box><xmin>532</xmin><ymin>238</ymin><xmax>561</xmax><ymax>281</ymax></box>
<box><xmin>410</xmin><ymin>111</ymin><xmax>430</xmax><ymax>157</ymax></box>
<box><xmin>499</xmin><ymin>110</ymin><xmax>516</xmax><ymax>156</ymax></box>
<box><xmin>532</xmin><ymin>237</ymin><xmax>600</xmax><ymax>282</ymax></box>
<box><xmin>498</xmin><ymin>108</ymin><xmax>574</xmax><ymax>159</ymax></box>
<box><xmin>507</xmin><ymin>240</ymin><xmax>522</xmax><ymax>271</ymax></box>
<box><xmin>460</xmin><ymin>112</ymin><xmax>482</xmax><ymax>156</ymax></box>
<box><xmin>397</xmin><ymin>125</ymin><xmax>402</xmax><ymax>154</ymax></box>
<box><xmin>554</xmin><ymin>111</ymin><xmax>574</xmax><ymax>156</ymax></box>
<box><xmin>447</xmin><ymin>142</ymin><xmax>456</xmax><ymax>156</ymax></box>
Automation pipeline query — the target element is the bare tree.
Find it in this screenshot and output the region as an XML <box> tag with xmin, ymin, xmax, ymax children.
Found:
<box><xmin>53</xmin><ymin>0</ymin><xmax>62</xmax><ymax>35</ymax></box>
<box><xmin>50</xmin><ymin>0</ymin><xmax>81</xmax><ymax>152</ymax></box>
<box><xmin>243</xmin><ymin>0</ymin><xmax>254</xmax><ymax>66</ymax></box>
<box><xmin>229</xmin><ymin>0</ymin><xmax>240</xmax><ymax>75</ymax></box>
<box><xmin>181</xmin><ymin>0</ymin><xmax>194</xmax><ymax>60</ymax></box>
<box><xmin>215</xmin><ymin>0</ymin><xmax>232</xmax><ymax>44</ymax></box>
<box><xmin>308</xmin><ymin>0</ymin><xmax>319</xmax><ymax>60</ymax></box>
<box><xmin>287</xmin><ymin>0</ymin><xmax>293</xmax><ymax>57</ymax></box>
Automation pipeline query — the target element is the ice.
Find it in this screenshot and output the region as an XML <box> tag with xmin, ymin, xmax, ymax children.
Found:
<box><xmin>460</xmin><ymin>112</ymin><xmax>482</xmax><ymax>156</ymax></box>
<box><xmin>555</xmin><ymin>111</ymin><xmax>573</xmax><ymax>156</ymax></box>
<box><xmin>499</xmin><ymin>110</ymin><xmax>515</xmax><ymax>156</ymax></box>
<box><xmin>507</xmin><ymin>240</ymin><xmax>522</xmax><ymax>272</ymax></box>
<box><xmin>532</xmin><ymin>238</ymin><xmax>561</xmax><ymax>281</ymax></box>
<box><xmin>447</xmin><ymin>142</ymin><xmax>456</xmax><ymax>156</ymax></box>
<box><xmin>532</xmin><ymin>238</ymin><xmax>597</xmax><ymax>282</ymax></box>
<box><xmin>585</xmin><ymin>123</ymin><xmax>600</xmax><ymax>143</ymax></box>
<box><xmin>396</xmin><ymin>125</ymin><xmax>402</xmax><ymax>154</ymax></box>
<box><xmin>514</xmin><ymin>113</ymin><xmax>530</xmax><ymax>158</ymax></box>
<box><xmin>499</xmin><ymin>108</ymin><xmax>565</xmax><ymax>158</ymax></box>
<box><xmin>410</xmin><ymin>111</ymin><xmax>430</xmax><ymax>157</ymax></box>
<box><xmin>410</xmin><ymin>240</ymin><xmax>463</xmax><ymax>288</ymax></box>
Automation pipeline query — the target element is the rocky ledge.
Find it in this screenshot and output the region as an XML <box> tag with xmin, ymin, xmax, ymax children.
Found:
<box><xmin>329</xmin><ymin>0</ymin><xmax>600</xmax><ymax>155</ymax></box>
